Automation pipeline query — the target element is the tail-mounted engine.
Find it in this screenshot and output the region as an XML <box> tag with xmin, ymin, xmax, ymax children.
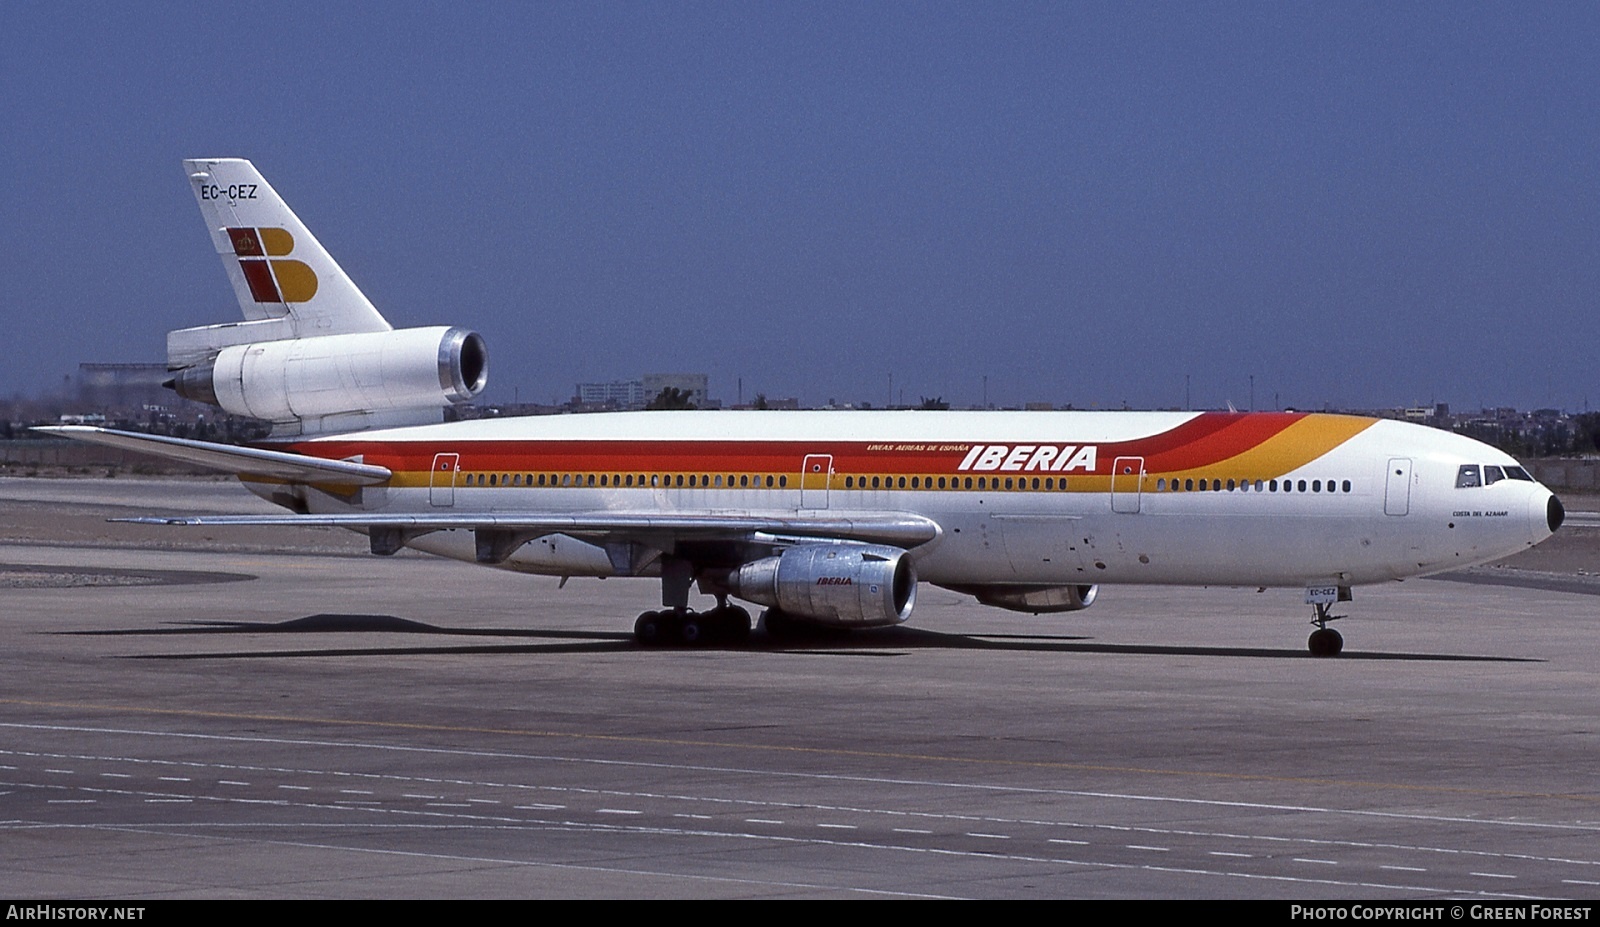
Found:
<box><xmin>169</xmin><ymin>326</ymin><xmax>487</xmax><ymax>432</ymax></box>
<box><xmin>726</xmin><ymin>543</ymin><xmax>917</xmax><ymax>629</ymax></box>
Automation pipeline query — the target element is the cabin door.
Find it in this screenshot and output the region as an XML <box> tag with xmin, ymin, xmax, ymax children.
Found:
<box><xmin>1111</xmin><ymin>456</ymin><xmax>1145</xmax><ymax>514</ymax></box>
<box><xmin>430</xmin><ymin>453</ymin><xmax>460</xmax><ymax>507</ymax></box>
<box><xmin>800</xmin><ymin>454</ymin><xmax>833</xmax><ymax>509</ymax></box>
<box><xmin>1384</xmin><ymin>458</ymin><xmax>1412</xmax><ymax>516</ymax></box>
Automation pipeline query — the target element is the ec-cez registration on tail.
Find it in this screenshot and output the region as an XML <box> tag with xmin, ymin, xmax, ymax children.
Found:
<box><xmin>41</xmin><ymin>159</ymin><xmax>1566</xmax><ymax>655</ymax></box>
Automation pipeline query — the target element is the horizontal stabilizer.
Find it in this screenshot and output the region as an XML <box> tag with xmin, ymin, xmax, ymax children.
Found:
<box><xmin>33</xmin><ymin>426</ymin><xmax>391</xmax><ymax>486</ymax></box>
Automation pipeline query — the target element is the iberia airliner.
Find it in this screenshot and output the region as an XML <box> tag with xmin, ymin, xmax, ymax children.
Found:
<box><xmin>43</xmin><ymin>160</ymin><xmax>1565</xmax><ymax>656</ymax></box>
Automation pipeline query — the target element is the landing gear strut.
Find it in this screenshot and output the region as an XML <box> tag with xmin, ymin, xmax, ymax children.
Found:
<box><xmin>1307</xmin><ymin>602</ymin><xmax>1344</xmax><ymax>657</ymax></box>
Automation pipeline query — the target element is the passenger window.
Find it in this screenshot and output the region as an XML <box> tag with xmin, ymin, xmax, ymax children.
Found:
<box><xmin>1456</xmin><ymin>465</ymin><xmax>1482</xmax><ymax>488</ymax></box>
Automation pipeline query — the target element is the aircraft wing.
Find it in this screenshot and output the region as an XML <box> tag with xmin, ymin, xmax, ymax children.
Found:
<box><xmin>41</xmin><ymin>425</ymin><xmax>938</xmax><ymax>547</ymax></box>
<box><xmin>32</xmin><ymin>426</ymin><xmax>391</xmax><ymax>486</ymax></box>
<box><xmin>112</xmin><ymin>510</ymin><xmax>941</xmax><ymax>549</ymax></box>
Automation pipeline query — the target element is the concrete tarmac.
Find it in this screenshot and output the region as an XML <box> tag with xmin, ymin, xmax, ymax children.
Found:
<box><xmin>2</xmin><ymin>477</ymin><xmax>1599</xmax><ymax>899</ymax></box>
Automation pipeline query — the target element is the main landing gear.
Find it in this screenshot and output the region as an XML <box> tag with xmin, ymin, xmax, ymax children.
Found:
<box><xmin>1307</xmin><ymin>602</ymin><xmax>1344</xmax><ymax>657</ymax></box>
<box><xmin>634</xmin><ymin>604</ymin><xmax>752</xmax><ymax>647</ymax></box>
<box><xmin>633</xmin><ymin>555</ymin><xmax>754</xmax><ymax>647</ymax></box>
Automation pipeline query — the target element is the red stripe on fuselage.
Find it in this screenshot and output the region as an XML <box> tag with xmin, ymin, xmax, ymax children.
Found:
<box><xmin>282</xmin><ymin>412</ymin><xmax>1313</xmax><ymax>477</ymax></box>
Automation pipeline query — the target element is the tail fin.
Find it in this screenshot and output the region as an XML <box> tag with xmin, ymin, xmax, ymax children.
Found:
<box><xmin>183</xmin><ymin>159</ymin><xmax>391</xmax><ymax>337</ymax></box>
<box><xmin>167</xmin><ymin>159</ymin><xmax>486</xmax><ymax>438</ymax></box>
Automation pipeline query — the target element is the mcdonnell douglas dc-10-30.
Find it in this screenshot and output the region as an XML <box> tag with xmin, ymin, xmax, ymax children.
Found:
<box><xmin>44</xmin><ymin>159</ymin><xmax>1566</xmax><ymax>655</ymax></box>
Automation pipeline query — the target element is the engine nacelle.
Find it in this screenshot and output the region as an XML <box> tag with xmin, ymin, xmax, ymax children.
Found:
<box><xmin>948</xmin><ymin>583</ymin><xmax>1098</xmax><ymax>614</ymax></box>
<box><xmin>727</xmin><ymin>544</ymin><xmax>917</xmax><ymax>629</ymax></box>
<box><xmin>171</xmin><ymin>326</ymin><xmax>487</xmax><ymax>423</ymax></box>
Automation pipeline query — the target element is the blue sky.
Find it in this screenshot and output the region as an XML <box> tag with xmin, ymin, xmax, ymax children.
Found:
<box><xmin>3</xmin><ymin>2</ymin><xmax>1597</xmax><ymax>412</ymax></box>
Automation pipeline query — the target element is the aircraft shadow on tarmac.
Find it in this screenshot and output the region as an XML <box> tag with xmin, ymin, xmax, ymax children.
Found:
<box><xmin>57</xmin><ymin>613</ymin><xmax>1538</xmax><ymax>663</ymax></box>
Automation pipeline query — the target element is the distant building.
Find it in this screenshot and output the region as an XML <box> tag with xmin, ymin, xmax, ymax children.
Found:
<box><xmin>576</xmin><ymin>379</ymin><xmax>647</xmax><ymax>410</ymax></box>
<box><xmin>573</xmin><ymin>373</ymin><xmax>714</xmax><ymax>410</ymax></box>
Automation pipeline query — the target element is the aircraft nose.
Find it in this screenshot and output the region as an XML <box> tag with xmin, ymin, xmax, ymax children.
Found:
<box><xmin>1530</xmin><ymin>487</ymin><xmax>1563</xmax><ymax>542</ymax></box>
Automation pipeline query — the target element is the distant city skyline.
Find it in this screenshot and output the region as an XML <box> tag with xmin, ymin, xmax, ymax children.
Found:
<box><xmin>5</xmin><ymin>3</ymin><xmax>1597</xmax><ymax>413</ymax></box>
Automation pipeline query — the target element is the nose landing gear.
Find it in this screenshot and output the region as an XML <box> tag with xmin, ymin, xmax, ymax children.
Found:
<box><xmin>1304</xmin><ymin>585</ymin><xmax>1351</xmax><ymax>657</ymax></box>
<box><xmin>1308</xmin><ymin>601</ymin><xmax>1344</xmax><ymax>657</ymax></box>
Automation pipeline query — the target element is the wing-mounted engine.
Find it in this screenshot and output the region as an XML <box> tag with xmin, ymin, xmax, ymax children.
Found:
<box><xmin>942</xmin><ymin>583</ymin><xmax>1098</xmax><ymax>614</ymax></box>
<box><xmin>169</xmin><ymin>326</ymin><xmax>487</xmax><ymax>435</ymax></box>
<box><xmin>726</xmin><ymin>543</ymin><xmax>917</xmax><ymax>629</ymax></box>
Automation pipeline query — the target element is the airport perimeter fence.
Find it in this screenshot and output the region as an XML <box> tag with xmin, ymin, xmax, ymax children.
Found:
<box><xmin>0</xmin><ymin>438</ymin><xmax>208</xmax><ymax>475</ymax></box>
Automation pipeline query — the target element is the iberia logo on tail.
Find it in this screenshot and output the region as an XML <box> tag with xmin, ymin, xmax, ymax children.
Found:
<box><xmin>226</xmin><ymin>226</ymin><xmax>318</xmax><ymax>304</ymax></box>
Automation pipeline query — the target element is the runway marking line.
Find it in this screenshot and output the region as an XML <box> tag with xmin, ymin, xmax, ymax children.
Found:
<box><xmin>7</xmin><ymin>696</ymin><xmax>1600</xmax><ymax>807</ymax></box>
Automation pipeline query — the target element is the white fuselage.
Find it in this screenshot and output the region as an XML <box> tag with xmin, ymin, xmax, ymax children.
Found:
<box><xmin>270</xmin><ymin>410</ymin><xmax>1559</xmax><ymax>591</ymax></box>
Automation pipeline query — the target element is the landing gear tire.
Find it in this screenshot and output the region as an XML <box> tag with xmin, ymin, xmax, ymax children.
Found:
<box><xmin>634</xmin><ymin>610</ymin><xmax>666</xmax><ymax>646</ymax></box>
<box><xmin>761</xmin><ymin>608</ymin><xmax>795</xmax><ymax>641</ymax></box>
<box><xmin>706</xmin><ymin>605</ymin><xmax>751</xmax><ymax>643</ymax></box>
<box><xmin>677</xmin><ymin>612</ymin><xmax>706</xmax><ymax>646</ymax></box>
<box><xmin>1308</xmin><ymin>627</ymin><xmax>1343</xmax><ymax>657</ymax></box>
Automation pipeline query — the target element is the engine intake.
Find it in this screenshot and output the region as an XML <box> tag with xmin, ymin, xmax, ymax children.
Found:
<box><xmin>727</xmin><ymin>544</ymin><xmax>916</xmax><ymax>628</ymax></box>
<box><xmin>170</xmin><ymin>326</ymin><xmax>487</xmax><ymax>423</ymax></box>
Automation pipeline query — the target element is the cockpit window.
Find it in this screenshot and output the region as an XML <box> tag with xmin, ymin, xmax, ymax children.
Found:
<box><xmin>1455</xmin><ymin>465</ymin><xmax>1482</xmax><ymax>488</ymax></box>
<box><xmin>1483</xmin><ymin>465</ymin><xmax>1505</xmax><ymax>485</ymax></box>
<box><xmin>1504</xmin><ymin>466</ymin><xmax>1534</xmax><ymax>481</ymax></box>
